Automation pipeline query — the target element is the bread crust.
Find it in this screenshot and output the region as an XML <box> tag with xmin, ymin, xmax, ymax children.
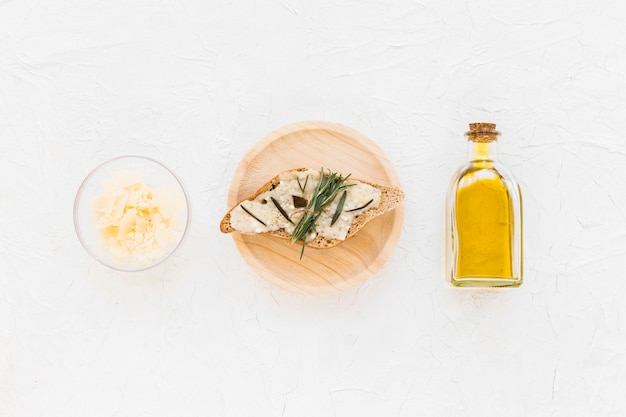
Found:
<box><xmin>220</xmin><ymin>168</ymin><xmax>404</xmax><ymax>249</ymax></box>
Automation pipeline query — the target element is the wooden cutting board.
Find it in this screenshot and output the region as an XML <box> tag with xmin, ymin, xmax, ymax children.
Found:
<box><xmin>226</xmin><ymin>120</ymin><xmax>404</xmax><ymax>295</ymax></box>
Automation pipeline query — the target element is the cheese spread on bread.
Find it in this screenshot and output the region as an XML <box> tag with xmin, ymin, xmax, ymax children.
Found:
<box><xmin>230</xmin><ymin>169</ymin><xmax>381</xmax><ymax>241</ymax></box>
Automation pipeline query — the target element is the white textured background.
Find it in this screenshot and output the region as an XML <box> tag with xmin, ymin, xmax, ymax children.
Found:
<box><xmin>1</xmin><ymin>0</ymin><xmax>625</xmax><ymax>416</ymax></box>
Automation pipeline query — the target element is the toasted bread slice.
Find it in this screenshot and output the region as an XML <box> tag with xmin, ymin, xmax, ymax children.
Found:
<box><xmin>220</xmin><ymin>168</ymin><xmax>404</xmax><ymax>249</ymax></box>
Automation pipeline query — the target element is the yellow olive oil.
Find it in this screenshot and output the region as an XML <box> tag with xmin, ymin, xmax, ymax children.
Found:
<box><xmin>455</xmin><ymin>168</ymin><xmax>513</xmax><ymax>278</ymax></box>
<box><xmin>447</xmin><ymin>123</ymin><xmax>522</xmax><ymax>287</ymax></box>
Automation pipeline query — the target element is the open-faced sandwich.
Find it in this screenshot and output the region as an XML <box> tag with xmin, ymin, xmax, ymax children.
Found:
<box><xmin>220</xmin><ymin>168</ymin><xmax>404</xmax><ymax>258</ymax></box>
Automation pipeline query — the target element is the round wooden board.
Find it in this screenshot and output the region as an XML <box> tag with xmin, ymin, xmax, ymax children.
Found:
<box><xmin>227</xmin><ymin>120</ymin><xmax>404</xmax><ymax>295</ymax></box>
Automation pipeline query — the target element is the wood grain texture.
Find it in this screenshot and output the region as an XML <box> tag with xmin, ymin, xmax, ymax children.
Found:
<box><xmin>227</xmin><ymin>120</ymin><xmax>404</xmax><ymax>295</ymax></box>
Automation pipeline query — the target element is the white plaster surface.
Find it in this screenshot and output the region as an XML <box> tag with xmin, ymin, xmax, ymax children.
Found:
<box><xmin>1</xmin><ymin>0</ymin><xmax>625</xmax><ymax>415</ymax></box>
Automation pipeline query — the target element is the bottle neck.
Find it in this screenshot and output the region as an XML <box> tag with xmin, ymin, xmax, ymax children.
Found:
<box><xmin>467</xmin><ymin>139</ymin><xmax>498</xmax><ymax>161</ymax></box>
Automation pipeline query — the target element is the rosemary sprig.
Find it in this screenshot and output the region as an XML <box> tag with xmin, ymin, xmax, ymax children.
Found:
<box><xmin>271</xmin><ymin>197</ymin><xmax>294</xmax><ymax>224</ymax></box>
<box><xmin>240</xmin><ymin>204</ymin><xmax>266</xmax><ymax>226</ymax></box>
<box><xmin>297</xmin><ymin>174</ymin><xmax>309</xmax><ymax>193</ymax></box>
<box><xmin>290</xmin><ymin>168</ymin><xmax>353</xmax><ymax>259</ymax></box>
<box><xmin>347</xmin><ymin>198</ymin><xmax>373</xmax><ymax>212</ymax></box>
<box><xmin>331</xmin><ymin>190</ymin><xmax>347</xmax><ymax>226</ymax></box>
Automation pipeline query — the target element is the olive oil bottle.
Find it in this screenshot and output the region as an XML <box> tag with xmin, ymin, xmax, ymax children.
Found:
<box><xmin>446</xmin><ymin>123</ymin><xmax>522</xmax><ymax>287</ymax></box>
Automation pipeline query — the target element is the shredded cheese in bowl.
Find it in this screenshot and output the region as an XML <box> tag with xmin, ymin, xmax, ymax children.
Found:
<box><xmin>74</xmin><ymin>156</ymin><xmax>189</xmax><ymax>271</ymax></box>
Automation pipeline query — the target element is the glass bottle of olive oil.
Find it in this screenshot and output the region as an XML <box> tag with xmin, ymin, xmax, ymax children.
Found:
<box><xmin>446</xmin><ymin>122</ymin><xmax>522</xmax><ymax>287</ymax></box>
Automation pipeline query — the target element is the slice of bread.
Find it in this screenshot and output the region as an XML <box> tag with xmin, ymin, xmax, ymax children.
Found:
<box><xmin>220</xmin><ymin>168</ymin><xmax>404</xmax><ymax>249</ymax></box>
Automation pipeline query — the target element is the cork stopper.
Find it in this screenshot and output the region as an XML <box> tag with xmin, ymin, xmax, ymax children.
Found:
<box><xmin>465</xmin><ymin>122</ymin><xmax>500</xmax><ymax>142</ymax></box>
<box><xmin>469</xmin><ymin>122</ymin><xmax>496</xmax><ymax>132</ymax></box>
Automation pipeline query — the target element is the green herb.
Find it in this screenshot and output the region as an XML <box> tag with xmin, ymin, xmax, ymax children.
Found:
<box><xmin>347</xmin><ymin>198</ymin><xmax>373</xmax><ymax>212</ymax></box>
<box><xmin>240</xmin><ymin>204</ymin><xmax>266</xmax><ymax>226</ymax></box>
<box><xmin>297</xmin><ymin>174</ymin><xmax>309</xmax><ymax>193</ymax></box>
<box><xmin>270</xmin><ymin>197</ymin><xmax>294</xmax><ymax>224</ymax></box>
<box><xmin>331</xmin><ymin>190</ymin><xmax>347</xmax><ymax>226</ymax></box>
<box><xmin>290</xmin><ymin>168</ymin><xmax>353</xmax><ymax>259</ymax></box>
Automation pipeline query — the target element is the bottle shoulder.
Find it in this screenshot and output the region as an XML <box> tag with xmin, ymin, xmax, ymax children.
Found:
<box><xmin>451</xmin><ymin>160</ymin><xmax>517</xmax><ymax>180</ymax></box>
<box><xmin>449</xmin><ymin>161</ymin><xmax>521</xmax><ymax>195</ymax></box>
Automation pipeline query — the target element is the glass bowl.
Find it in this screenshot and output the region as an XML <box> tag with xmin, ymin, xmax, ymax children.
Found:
<box><xmin>74</xmin><ymin>156</ymin><xmax>190</xmax><ymax>272</ymax></box>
